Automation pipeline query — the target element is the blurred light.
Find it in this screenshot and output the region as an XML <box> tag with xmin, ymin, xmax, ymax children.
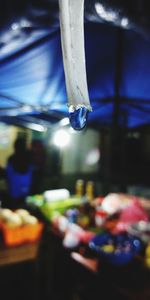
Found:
<box><xmin>95</xmin><ymin>3</ymin><xmax>117</xmax><ymax>22</ymax></box>
<box><xmin>11</xmin><ymin>20</ymin><xmax>31</xmax><ymax>31</ymax></box>
<box><xmin>53</xmin><ymin>129</ymin><xmax>70</xmax><ymax>148</ymax></box>
<box><xmin>11</xmin><ymin>23</ymin><xmax>19</xmax><ymax>31</ymax></box>
<box><xmin>69</xmin><ymin>127</ymin><xmax>77</xmax><ymax>134</ymax></box>
<box><xmin>127</xmin><ymin>132</ymin><xmax>140</xmax><ymax>139</ymax></box>
<box><xmin>25</xmin><ymin>123</ymin><xmax>47</xmax><ymax>132</ymax></box>
<box><xmin>21</xmin><ymin>105</ymin><xmax>33</xmax><ymax>113</ymax></box>
<box><xmin>121</xmin><ymin>17</ymin><xmax>129</xmax><ymax>27</ymax></box>
<box><xmin>20</xmin><ymin>19</ymin><xmax>31</xmax><ymax>28</ymax></box>
<box><xmin>59</xmin><ymin>117</ymin><xmax>70</xmax><ymax>127</ymax></box>
<box><xmin>85</xmin><ymin>148</ymin><xmax>100</xmax><ymax>165</ymax></box>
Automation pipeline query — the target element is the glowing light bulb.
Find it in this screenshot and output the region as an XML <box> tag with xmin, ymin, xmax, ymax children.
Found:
<box><xmin>53</xmin><ymin>129</ymin><xmax>70</xmax><ymax>148</ymax></box>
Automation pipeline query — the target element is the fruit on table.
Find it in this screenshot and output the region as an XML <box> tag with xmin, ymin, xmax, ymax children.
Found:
<box><xmin>15</xmin><ymin>209</ymin><xmax>30</xmax><ymax>218</ymax></box>
<box><xmin>22</xmin><ymin>215</ymin><xmax>38</xmax><ymax>225</ymax></box>
<box><xmin>98</xmin><ymin>238</ymin><xmax>133</xmax><ymax>254</ymax></box>
<box><xmin>0</xmin><ymin>208</ymin><xmax>12</xmax><ymax>221</ymax></box>
<box><xmin>100</xmin><ymin>244</ymin><xmax>115</xmax><ymax>253</ymax></box>
<box><xmin>0</xmin><ymin>208</ymin><xmax>39</xmax><ymax>227</ymax></box>
<box><xmin>5</xmin><ymin>212</ymin><xmax>23</xmax><ymax>228</ymax></box>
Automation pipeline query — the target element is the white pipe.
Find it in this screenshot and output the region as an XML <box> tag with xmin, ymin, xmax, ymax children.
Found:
<box><xmin>59</xmin><ymin>0</ymin><xmax>92</xmax><ymax>113</ymax></box>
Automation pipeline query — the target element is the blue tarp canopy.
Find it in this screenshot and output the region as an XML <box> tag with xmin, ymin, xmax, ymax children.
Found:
<box><xmin>0</xmin><ymin>20</ymin><xmax>150</xmax><ymax>129</ymax></box>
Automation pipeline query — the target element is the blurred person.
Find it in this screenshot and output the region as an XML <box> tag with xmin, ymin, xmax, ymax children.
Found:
<box><xmin>6</xmin><ymin>137</ymin><xmax>33</xmax><ymax>208</ymax></box>
<box><xmin>30</xmin><ymin>139</ymin><xmax>46</xmax><ymax>194</ymax></box>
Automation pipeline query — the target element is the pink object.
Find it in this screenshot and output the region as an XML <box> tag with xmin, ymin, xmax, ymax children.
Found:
<box><xmin>80</xmin><ymin>231</ymin><xmax>96</xmax><ymax>243</ymax></box>
<box><xmin>113</xmin><ymin>200</ymin><xmax>149</xmax><ymax>234</ymax></box>
<box><xmin>101</xmin><ymin>193</ymin><xmax>132</xmax><ymax>215</ymax></box>
<box><xmin>119</xmin><ymin>200</ymin><xmax>148</xmax><ymax>224</ymax></box>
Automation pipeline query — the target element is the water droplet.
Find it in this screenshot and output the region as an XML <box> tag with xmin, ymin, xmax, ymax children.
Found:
<box><xmin>69</xmin><ymin>107</ymin><xmax>88</xmax><ymax>130</ymax></box>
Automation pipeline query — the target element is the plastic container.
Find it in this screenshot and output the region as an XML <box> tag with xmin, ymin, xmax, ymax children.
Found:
<box><xmin>89</xmin><ymin>232</ymin><xmax>141</xmax><ymax>265</ymax></box>
<box><xmin>1</xmin><ymin>222</ymin><xmax>44</xmax><ymax>246</ymax></box>
<box><xmin>43</xmin><ymin>189</ymin><xmax>70</xmax><ymax>202</ymax></box>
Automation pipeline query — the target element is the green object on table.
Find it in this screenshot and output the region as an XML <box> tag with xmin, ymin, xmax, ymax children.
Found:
<box><xmin>26</xmin><ymin>195</ymin><xmax>44</xmax><ymax>207</ymax></box>
<box><xmin>26</xmin><ymin>194</ymin><xmax>83</xmax><ymax>221</ymax></box>
<box><xmin>40</xmin><ymin>197</ymin><xmax>82</xmax><ymax>221</ymax></box>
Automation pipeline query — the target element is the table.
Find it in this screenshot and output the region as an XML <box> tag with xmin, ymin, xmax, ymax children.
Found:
<box><xmin>1</xmin><ymin>224</ymin><xmax>150</xmax><ymax>300</ymax></box>
<box><xmin>0</xmin><ymin>240</ymin><xmax>41</xmax><ymax>300</ymax></box>
<box><xmin>45</xmin><ymin>227</ymin><xmax>150</xmax><ymax>300</ymax></box>
<box><xmin>0</xmin><ymin>241</ymin><xmax>39</xmax><ymax>267</ymax></box>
